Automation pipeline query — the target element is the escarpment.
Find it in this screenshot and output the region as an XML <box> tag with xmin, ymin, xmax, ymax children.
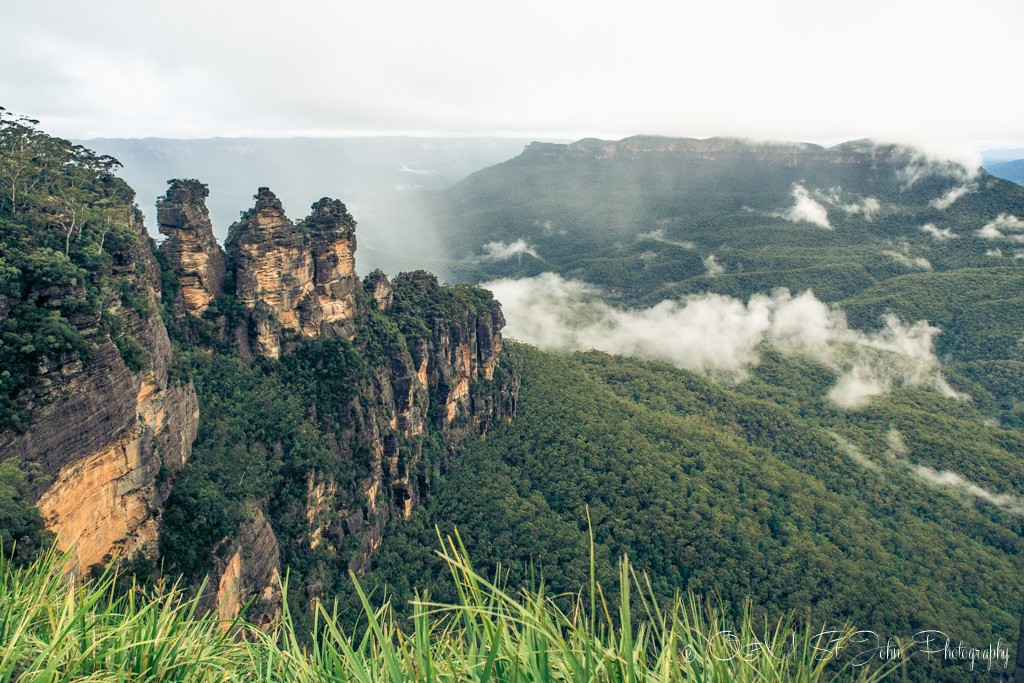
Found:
<box><xmin>156</xmin><ymin>183</ymin><xmax>518</xmax><ymax>623</ymax></box>
<box><xmin>0</xmin><ymin>207</ymin><xmax>199</xmax><ymax>575</ymax></box>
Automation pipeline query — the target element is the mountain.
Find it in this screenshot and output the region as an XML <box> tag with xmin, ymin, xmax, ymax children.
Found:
<box><xmin>986</xmin><ymin>159</ymin><xmax>1024</xmax><ymax>186</ymax></box>
<box><xmin>6</xmin><ymin>115</ymin><xmax>1024</xmax><ymax>680</ymax></box>
<box><xmin>437</xmin><ymin>136</ymin><xmax>1024</xmax><ymax>300</ymax></box>
<box><xmin>78</xmin><ymin>136</ymin><xmax>547</xmax><ymax>276</ymax></box>
<box><xmin>362</xmin><ymin>343</ymin><xmax>1024</xmax><ymax>682</ymax></box>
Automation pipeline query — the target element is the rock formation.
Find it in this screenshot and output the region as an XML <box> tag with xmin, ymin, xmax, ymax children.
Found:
<box><xmin>157</xmin><ymin>179</ymin><xmax>226</xmax><ymax>315</ymax></box>
<box><xmin>364</xmin><ymin>269</ymin><xmax>393</xmax><ymax>311</ymax></box>
<box><xmin>226</xmin><ymin>188</ymin><xmax>359</xmax><ymax>358</ymax></box>
<box><xmin>0</xmin><ymin>211</ymin><xmax>199</xmax><ymax>575</ymax></box>
<box><xmin>154</xmin><ymin>184</ymin><xmax>518</xmax><ymax>622</ymax></box>
<box><xmin>205</xmin><ymin>505</ymin><xmax>281</xmax><ymax>631</ymax></box>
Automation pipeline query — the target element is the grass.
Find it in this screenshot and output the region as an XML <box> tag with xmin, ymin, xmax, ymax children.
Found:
<box><xmin>0</xmin><ymin>534</ymin><xmax>902</xmax><ymax>682</ymax></box>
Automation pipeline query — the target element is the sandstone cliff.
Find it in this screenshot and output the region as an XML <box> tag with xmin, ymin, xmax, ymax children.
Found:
<box><xmin>0</xmin><ymin>210</ymin><xmax>199</xmax><ymax>575</ymax></box>
<box><xmin>225</xmin><ymin>188</ymin><xmax>359</xmax><ymax>359</ymax></box>
<box><xmin>159</xmin><ymin>187</ymin><xmax>518</xmax><ymax>621</ymax></box>
<box><xmin>157</xmin><ymin>179</ymin><xmax>226</xmax><ymax>316</ymax></box>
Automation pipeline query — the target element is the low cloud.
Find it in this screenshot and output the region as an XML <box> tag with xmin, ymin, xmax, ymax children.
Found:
<box><xmin>637</xmin><ymin>228</ymin><xmax>696</xmax><ymax>249</ymax></box>
<box><xmin>919</xmin><ymin>223</ymin><xmax>956</xmax><ymax>241</ymax></box>
<box><xmin>977</xmin><ymin>213</ymin><xmax>1024</xmax><ymax>241</ymax></box>
<box><xmin>882</xmin><ymin>242</ymin><xmax>932</xmax><ymax>271</ymax></box>
<box><xmin>476</xmin><ymin>239</ymin><xmax>540</xmax><ymax>261</ymax></box>
<box><xmin>889</xmin><ymin>144</ymin><xmax>980</xmax><ymax>211</ymax></box>
<box><xmin>398</xmin><ymin>162</ymin><xmax>435</xmax><ymax>175</ymax></box>
<box><xmin>930</xmin><ymin>184</ymin><xmax>975</xmax><ymax>210</ymax></box>
<box><xmin>912</xmin><ymin>466</ymin><xmax>1024</xmax><ymax>515</ymax></box>
<box><xmin>831</xmin><ymin>432</ymin><xmax>881</xmax><ymax>471</ymax></box>
<box><xmin>486</xmin><ymin>273</ymin><xmax>960</xmax><ymax>407</ymax></box>
<box><xmin>838</xmin><ymin>427</ymin><xmax>1024</xmax><ymax>516</ymax></box>
<box><xmin>703</xmin><ymin>254</ymin><xmax>725</xmax><ymax>277</ymax></box>
<box><xmin>816</xmin><ymin>187</ymin><xmax>881</xmax><ymax>220</ymax></box>
<box><xmin>776</xmin><ymin>184</ymin><xmax>832</xmax><ymax>229</ymax></box>
<box><xmin>895</xmin><ymin>144</ymin><xmax>981</xmax><ymax>188</ymax></box>
<box><xmin>986</xmin><ymin>248</ymin><xmax>1004</xmax><ymax>258</ymax></box>
<box><xmin>883</xmin><ymin>428</ymin><xmax>1024</xmax><ymax>516</ymax></box>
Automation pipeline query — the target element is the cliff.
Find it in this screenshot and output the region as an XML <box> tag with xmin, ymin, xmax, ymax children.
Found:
<box><xmin>0</xmin><ymin>206</ymin><xmax>198</xmax><ymax>575</ymax></box>
<box><xmin>158</xmin><ymin>184</ymin><xmax>518</xmax><ymax>623</ymax></box>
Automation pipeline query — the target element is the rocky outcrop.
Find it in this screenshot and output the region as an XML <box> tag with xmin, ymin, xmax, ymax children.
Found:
<box><xmin>205</xmin><ymin>505</ymin><xmax>281</xmax><ymax>631</ymax></box>
<box><xmin>364</xmin><ymin>269</ymin><xmax>393</xmax><ymax>311</ymax></box>
<box><xmin>307</xmin><ymin>198</ymin><xmax>358</xmax><ymax>336</ymax></box>
<box><xmin>226</xmin><ymin>188</ymin><xmax>359</xmax><ymax>358</ymax></box>
<box><xmin>159</xmin><ymin>186</ymin><xmax>519</xmax><ymax>620</ymax></box>
<box><xmin>157</xmin><ymin>180</ymin><xmax>226</xmax><ymax>315</ymax></box>
<box><xmin>0</xmin><ymin>211</ymin><xmax>199</xmax><ymax>575</ymax></box>
<box><xmin>337</xmin><ymin>271</ymin><xmax>516</xmax><ymax>577</ymax></box>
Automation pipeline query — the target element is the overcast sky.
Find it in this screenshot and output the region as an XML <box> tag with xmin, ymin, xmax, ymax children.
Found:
<box><xmin>2</xmin><ymin>0</ymin><xmax>1022</xmax><ymax>149</ymax></box>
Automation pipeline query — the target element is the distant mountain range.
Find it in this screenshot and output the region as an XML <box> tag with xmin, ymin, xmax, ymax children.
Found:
<box><xmin>982</xmin><ymin>148</ymin><xmax>1024</xmax><ymax>185</ymax></box>
<box><xmin>77</xmin><ymin>136</ymin><xmax>554</xmax><ymax>275</ymax></box>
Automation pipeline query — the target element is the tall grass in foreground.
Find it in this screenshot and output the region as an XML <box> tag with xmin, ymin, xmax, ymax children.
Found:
<box><xmin>0</xmin><ymin>535</ymin><xmax>899</xmax><ymax>682</ymax></box>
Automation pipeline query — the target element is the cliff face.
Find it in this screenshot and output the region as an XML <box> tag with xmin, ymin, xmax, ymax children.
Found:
<box><xmin>159</xmin><ymin>187</ymin><xmax>518</xmax><ymax>620</ymax></box>
<box><xmin>343</xmin><ymin>271</ymin><xmax>516</xmax><ymax>578</ymax></box>
<box><xmin>0</xmin><ymin>211</ymin><xmax>199</xmax><ymax>575</ymax></box>
<box><xmin>157</xmin><ymin>180</ymin><xmax>226</xmax><ymax>316</ymax></box>
<box><xmin>226</xmin><ymin>188</ymin><xmax>359</xmax><ymax>359</ymax></box>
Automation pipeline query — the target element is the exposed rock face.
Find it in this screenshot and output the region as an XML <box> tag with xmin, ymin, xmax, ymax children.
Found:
<box><xmin>340</xmin><ymin>271</ymin><xmax>517</xmax><ymax>577</ymax></box>
<box><xmin>157</xmin><ymin>180</ymin><xmax>226</xmax><ymax>315</ymax></box>
<box><xmin>205</xmin><ymin>505</ymin><xmax>281</xmax><ymax>631</ymax></box>
<box><xmin>364</xmin><ymin>269</ymin><xmax>393</xmax><ymax>311</ymax></box>
<box><xmin>226</xmin><ymin>188</ymin><xmax>359</xmax><ymax>358</ymax></box>
<box><xmin>522</xmin><ymin>135</ymin><xmax>904</xmax><ymax>166</ymax></box>
<box><xmin>0</xmin><ymin>212</ymin><xmax>199</xmax><ymax>575</ymax></box>
<box><xmin>161</xmin><ymin>188</ymin><xmax>519</xmax><ymax>621</ymax></box>
<box><xmin>307</xmin><ymin>198</ymin><xmax>358</xmax><ymax>336</ymax></box>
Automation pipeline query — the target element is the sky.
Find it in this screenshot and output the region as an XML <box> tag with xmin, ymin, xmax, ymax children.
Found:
<box><xmin>2</xmin><ymin>0</ymin><xmax>1023</xmax><ymax>149</ymax></box>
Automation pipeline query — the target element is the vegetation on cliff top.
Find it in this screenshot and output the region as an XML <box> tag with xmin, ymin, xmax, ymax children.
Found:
<box><xmin>0</xmin><ymin>107</ymin><xmax>156</xmax><ymax>562</ymax></box>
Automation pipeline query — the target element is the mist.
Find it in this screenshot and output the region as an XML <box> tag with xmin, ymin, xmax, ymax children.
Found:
<box><xmin>978</xmin><ymin>213</ymin><xmax>1024</xmax><ymax>241</ymax></box>
<box><xmin>777</xmin><ymin>184</ymin><xmax>832</xmax><ymax>229</ymax></box>
<box><xmin>486</xmin><ymin>273</ymin><xmax>960</xmax><ymax>407</ymax></box>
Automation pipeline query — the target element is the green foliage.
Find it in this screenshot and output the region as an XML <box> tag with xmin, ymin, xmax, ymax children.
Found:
<box><xmin>0</xmin><ymin>108</ymin><xmax>152</xmax><ymax>429</ymax></box>
<box><xmin>365</xmin><ymin>343</ymin><xmax>1024</xmax><ymax>683</ymax></box>
<box><xmin>0</xmin><ymin>538</ymin><xmax>903</xmax><ymax>682</ymax></box>
<box><xmin>0</xmin><ymin>458</ymin><xmax>51</xmax><ymax>564</ymax></box>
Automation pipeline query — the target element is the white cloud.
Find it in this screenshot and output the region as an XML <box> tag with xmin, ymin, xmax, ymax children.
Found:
<box><xmin>919</xmin><ymin>223</ymin><xmax>956</xmax><ymax>241</ymax></box>
<box><xmin>486</xmin><ymin>273</ymin><xmax>960</xmax><ymax>407</ymax></box>
<box><xmin>930</xmin><ymin>183</ymin><xmax>975</xmax><ymax>210</ymax></box>
<box><xmin>398</xmin><ymin>163</ymin><xmax>435</xmax><ymax>175</ymax></box>
<box><xmin>815</xmin><ymin>187</ymin><xmax>881</xmax><ymax>220</ymax></box>
<box><xmin>986</xmin><ymin>248</ymin><xmax>1004</xmax><ymax>258</ymax></box>
<box><xmin>637</xmin><ymin>229</ymin><xmax>695</xmax><ymax>249</ymax></box>
<box><xmin>831</xmin><ymin>433</ymin><xmax>881</xmax><ymax>471</ymax></box>
<box><xmin>477</xmin><ymin>239</ymin><xmax>540</xmax><ymax>261</ymax></box>
<box><xmin>777</xmin><ymin>184</ymin><xmax>832</xmax><ymax>229</ymax></box>
<box><xmin>703</xmin><ymin>254</ymin><xmax>725</xmax><ymax>277</ymax></box>
<box><xmin>978</xmin><ymin>213</ymin><xmax>1024</xmax><ymax>240</ymax></box>
<box><xmin>882</xmin><ymin>242</ymin><xmax>932</xmax><ymax>271</ymax></box>
<box><xmin>911</xmin><ymin>466</ymin><xmax>1024</xmax><ymax>515</ymax></box>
